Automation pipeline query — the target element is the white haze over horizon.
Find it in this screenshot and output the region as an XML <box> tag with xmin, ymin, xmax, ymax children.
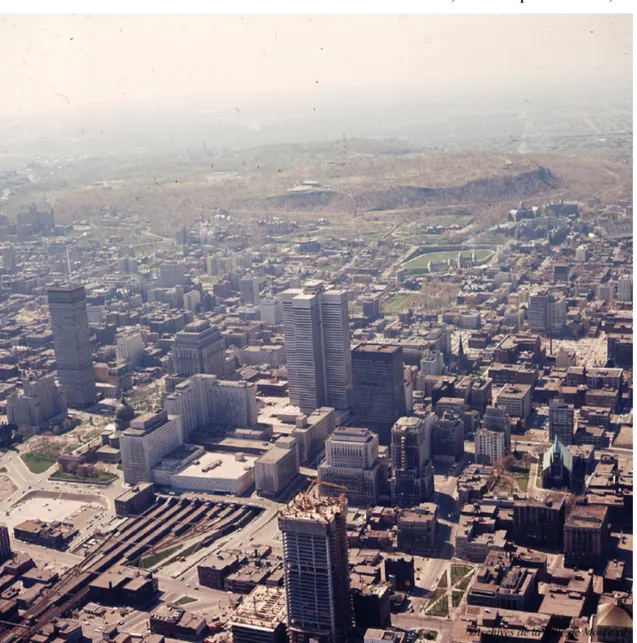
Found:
<box><xmin>0</xmin><ymin>13</ymin><xmax>632</xmax><ymax>122</ymax></box>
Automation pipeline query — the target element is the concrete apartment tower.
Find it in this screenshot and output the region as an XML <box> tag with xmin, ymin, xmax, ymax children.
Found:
<box><xmin>47</xmin><ymin>283</ymin><xmax>97</xmax><ymax>408</ymax></box>
<box><xmin>282</xmin><ymin>281</ymin><xmax>353</xmax><ymax>414</ymax></box>
<box><xmin>279</xmin><ymin>492</ymin><xmax>351</xmax><ymax>643</ymax></box>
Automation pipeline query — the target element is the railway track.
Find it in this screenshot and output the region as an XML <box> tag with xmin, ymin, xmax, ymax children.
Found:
<box><xmin>0</xmin><ymin>496</ymin><xmax>262</xmax><ymax>642</ymax></box>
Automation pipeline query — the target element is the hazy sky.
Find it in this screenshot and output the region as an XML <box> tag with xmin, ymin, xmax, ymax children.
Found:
<box><xmin>0</xmin><ymin>14</ymin><xmax>632</xmax><ymax>118</ymax></box>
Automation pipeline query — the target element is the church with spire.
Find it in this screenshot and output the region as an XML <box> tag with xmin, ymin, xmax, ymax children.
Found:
<box><xmin>541</xmin><ymin>436</ymin><xmax>593</xmax><ymax>493</ymax></box>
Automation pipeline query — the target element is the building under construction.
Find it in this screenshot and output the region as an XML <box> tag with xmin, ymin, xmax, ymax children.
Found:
<box><xmin>278</xmin><ymin>491</ymin><xmax>350</xmax><ymax>643</ymax></box>
<box><xmin>231</xmin><ymin>585</ymin><xmax>288</xmax><ymax>643</ymax></box>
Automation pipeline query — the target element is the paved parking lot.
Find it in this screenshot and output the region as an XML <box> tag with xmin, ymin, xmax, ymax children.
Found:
<box><xmin>544</xmin><ymin>334</ymin><xmax>608</xmax><ymax>367</ymax></box>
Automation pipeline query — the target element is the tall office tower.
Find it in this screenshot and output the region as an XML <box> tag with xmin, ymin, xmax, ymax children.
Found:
<box><xmin>240</xmin><ymin>276</ymin><xmax>261</xmax><ymax>306</ymax></box>
<box><xmin>0</xmin><ymin>244</ymin><xmax>16</xmax><ymax>272</ymax></box>
<box><xmin>527</xmin><ymin>290</ymin><xmax>548</xmax><ymax>332</ymax></box>
<box><xmin>618</xmin><ymin>274</ymin><xmax>633</xmax><ymax>303</ymax></box>
<box><xmin>390</xmin><ymin>415</ymin><xmax>435</xmax><ymax>507</ymax></box>
<box><xmin>548</xmin><ymin>398</ymin><xmax>574</xmax><ymax>446</ymax></box>
<box><xmin>47</xmin><ymin>284</ymin><xmax>97</xmax><ymax>408</ymax></box>
<box><xmin>351</xmin><ymin>344</ymin><xmax>406</xmax><ymax>445</ymax></box>
<box><xmin>433</xmin><ymin>410</ymin><xmax>464</xmax><ymax>462</ymax></box>
<box><xmin>0</xmin><ymin>525</ymin><xmax>11</xmax><ymax>561</ymax></box>
<box><xmin>318</xmin><ymin>427</ymin><xmax>386</xmax><ymax>507</ymax></box>
<box><xmin>279</xmin><ymin>492</ymin><xmax>351</xmax><ymax>643</ymax></box>
<box><xmin>528</xmin><ymin>290</ymin><xmax>568</xmax><ymax>333</ymax></box>
<box><xmin>169</xmin><ymin>319</ymin><xmax>226</xmax><ymax>378</ymax></box>
<box><xmin>282</xmin><ymin>282</ymin><xmax>353</xmax><ymax>414</ymax></box>
<box><xmin>320</xmin><ymin>289</ymin><xmax>353</xmax><ymax>411</ymax></box>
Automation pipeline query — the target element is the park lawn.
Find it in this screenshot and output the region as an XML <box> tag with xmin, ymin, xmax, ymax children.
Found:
<box><xmin>21</xmin><ymin>452</ymin><xmax>57</xmax><ymax>474</ymax></box>
<box><xmin>450</xmin><ymin>564</ymin><xmax>473</xmax><ymax>585</ymax></box>
<box><xmin>427</xmin><ymin>588</ymin><xmax>446</xmax><ymax>606</ymax></box>
<box><xmin>452</xmin><ymin>591</ymin><xmax>464</xmax><ymax>608</ymax></box>
<box><xmin>512</xmin><ymin>470</ymin><xmax>530</xmax><ymax>492</ymax></box>
<box><xmin>455</xmin><ymin>574</ymin><xmax>474</xmax><ymax>592</ymax></box>
<box><xmin>437</xmin><ymin>571</ymin><xmax>448</xmax><ymax>589</ymax></box>
<box><xmin>428</xmin><ymin>596</ymin><xmax>449</xmax><ymax>617</ymax></box>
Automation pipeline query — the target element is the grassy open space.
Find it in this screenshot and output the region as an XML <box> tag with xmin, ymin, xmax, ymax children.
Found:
<box><xmin>496</xmin><ymin>454</ymin><xmax>531</xmax><ymax>493</ymax></box>
<box><xmin>162</xmin><ymin>540</ymin><xmax>206</xmax><ymax>568</ymax></box>
<box><xmin>404</xmin><ymin>249</ymin><xmax>494</xmax><ymax>273</ymax></box>
<box><xmin>437</xmin><ymin>571</ymin><xmax>448</xmax><ymax>589</ymax></box>
<box><xmin>383</xmin><ymin>293</ymin><xmax>420</xmax><ymax>315</ymax></box>
<box><xmin>174</xmin><ymin>596</ymin><xmax>198</xmax><ymax>606</ymax></box>
<box><xmin>428</xmin><ymin>596</ymin><xmax>449</xmax><ymax>617</ymax></box>
<box><xmin>450</xmin><ymin>564</ymin><xmax>473</xmax><ymax>585</ymax></box>
<box><xmin>51</xmin><ymin>470</ymin><xmax>118</xmax><ymax>484</ymax></box>
<box><xmin>21</xmin><ymin>452</ymin><xmax>57</xmax><ymax>474</ymax></box>
<box><xmin>139</xmin><ymin>545</ymin><xmax>182</xmax><ymax>570</ymax></box>
<box><xmin>452</xmin><ymin>591</ymin><xmax>464</xmax><ymax>608</ymax></box>
<box><xmin>427</xmin><ymin>588</ymin><xmax>446</xmax><ymax>606</ymax></box>
<box><xmin>456</xmin><ymin>575</ymin><xmax>473</xmax><ymax>592</ymax></box>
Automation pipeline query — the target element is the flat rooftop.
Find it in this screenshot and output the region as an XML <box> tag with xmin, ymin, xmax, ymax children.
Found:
<box><xmin>172</xmin><ymin>451</ymin><xmax>257</xmax><ymax>482</ymax></box>
<box><xmin>566</xmin><ymin>504</ymin><xmax>608</xmax><ymax>528</ymax></box>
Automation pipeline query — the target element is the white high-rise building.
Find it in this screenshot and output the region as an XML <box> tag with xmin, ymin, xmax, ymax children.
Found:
<box><xmin>618</xmin><ymin>274</ymin><xmax>632</xmax><ymax>303</ymax></box>
<box><xmin>120</xmin><ymin>410</ymin><xmax>184</xmax><ymax>485</ymax></box>
<box><xmin>183</xmin><ymin>289</ymin><xmax>201</xmax><ymax>312</ymax></box>
<box><xmin>260</xmin><ymin>297</ymin><xmax>283</xmax><ymax>326</ymax></box>
<box><xmin>240</xmin><ymin>276</ymin><xmax>261</xmax><ymax>306</ymax></box>
<box><xmin>420</xmin><ymin>349</ymin><xmax>444</xmax><ymax>377</ymax></box>
<box><xmin>575</xmin><ymin>245</ymin><xmax>589</xmax><ymax>262</ymax></box>
<box><xmin>164</xmin><ymin>374</ymin><xmax>258</xmax><ymax>439</ymax></box>
<box><xmin>475</xmin><ymin>429</ymin><xmax>507</xmax><ymax>465</ymax></box>
<box><xmin>116</xmin><ymin>329</ymin><xmax>145</xmax><ymax>367</ymax></box>
<box><xmin>282</xmin><ymin>282</ymin><xmax>353</xmax><ymax>414</ymax></box>
<box><xmin>0</xmin><ymin>244</ymin><xmax>16</xmax><ymax>272</ymax></box>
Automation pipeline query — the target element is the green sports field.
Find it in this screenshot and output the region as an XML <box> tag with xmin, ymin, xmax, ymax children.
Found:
<box><xmin>404</xmin><ymin>249</ymin><xmax>494</xmax><ymax>273</ymax></box>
